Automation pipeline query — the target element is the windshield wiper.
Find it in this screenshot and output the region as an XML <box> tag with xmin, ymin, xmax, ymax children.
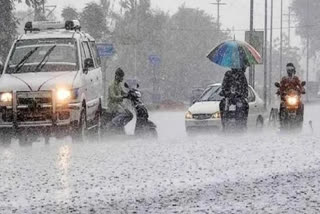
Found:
<box><xmin>12</xmin><ymin>47</ymin><xmax>39</xmax><ymax>74</ymax></box>
<box><xmin>34</xmin><ymin>45</ymin><xmax>57</xmax><ymax>72</ymax></box>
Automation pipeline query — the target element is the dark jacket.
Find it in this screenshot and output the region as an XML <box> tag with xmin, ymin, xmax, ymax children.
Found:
<box><xmin>278</xmin><ymin>76</ymin><xmax>303</xmax><ymax>100</ymax></box>
<box><xmin>220</xmin><ymin>69</ymin><xmax>248</xmax><ymax>100</ymax></box>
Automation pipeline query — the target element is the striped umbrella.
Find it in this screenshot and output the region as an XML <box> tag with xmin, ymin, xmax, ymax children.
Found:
<box><xmin>207</xmin><ymin>40</ymin><xmax>262</xmax><ymax>69</ymax></box>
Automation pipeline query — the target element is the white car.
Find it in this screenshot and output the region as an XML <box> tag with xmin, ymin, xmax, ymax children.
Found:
<box><xmin>185</xmin><ymin>83</ymin><xmax>265</xmax><ymax>133</ymax></box>
<box><xmin>0</xmin><ymin>20</ymin><xmax>103</xmax><ymax>143</ymax></box>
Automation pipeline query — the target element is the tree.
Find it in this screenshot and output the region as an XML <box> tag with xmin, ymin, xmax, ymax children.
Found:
<box><xmin>61</xmin><ymin>7</ymin><xmax>79</xmax><ymax>21</ymax></box>
<box><xmin>15</xmin><ymin>0</ymin><xmax>40</xmax><ymax>7</ymax></box>
<box><xmin>160</xmin><ymin>6</ymin><xmax>229</xmax><ymax>100</ymax></box>
<box><xmin>112</xmin><ymin>3</ymin><xmax>229</xmax><ymax>102</ymax></box>
<box><xmin>0</xmin><ymin>1</ymin><xmax>17</xmax><ymax>60</ymax></box>
<box><xmin>80</xmin><ymin>2</ymin><xmax>108</xmax><ymax>41</ymax></box>
<box><xmin>100</xmin><ymin>0</ymin><xmax>111</xmax><ymax>17</ymax></box>
<box><xmin>291</xmin><ymin>0</ymin><xmax>320</xmax><ymax>56</ymax></box>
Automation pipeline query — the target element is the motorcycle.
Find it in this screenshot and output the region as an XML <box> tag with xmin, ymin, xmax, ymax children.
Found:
<box><xmin>220</xmin><ymin>88</ymin><xmax>248</xmax><ymax>132</ymax></box>
<box><xmin>101</xmin><ymin>82</ymin><xmax>157</xmax><ymax>138</ymax></box>
<box><xmin>274</xmin><ymin>81</ymin><xmax>306</xmax><ymax>130</ymax></box>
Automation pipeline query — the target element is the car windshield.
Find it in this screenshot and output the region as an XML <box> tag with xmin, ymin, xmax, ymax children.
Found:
<box><xmin>6</xmin><ymin>38</ymin><xmax>78</xmax><ymax>74</ymax></box>
<box><xmin>199</xmin><ymin>85</ymin><xmax>223</xmax><ymax>102</ymax></box>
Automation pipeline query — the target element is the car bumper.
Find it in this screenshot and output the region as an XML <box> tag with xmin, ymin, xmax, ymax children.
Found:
<box><xmin>0</xmin><ymin>102</ymin><xmax>82</xmax><ymax>129</ymax></box>
<box><xmin>185</xmin><ymin>118</ymin><xmax>222</xmax><ymax>129</ymax></box>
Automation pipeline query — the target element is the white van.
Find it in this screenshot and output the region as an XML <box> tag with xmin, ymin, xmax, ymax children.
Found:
<box><xmin>0</xmin><ymin>20</ymin><xmax>103</xmax><ymax>144</ymax></box>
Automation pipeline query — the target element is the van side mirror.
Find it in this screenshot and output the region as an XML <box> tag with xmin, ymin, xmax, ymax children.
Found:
<box><xmin>124</xmin><ymin>82</ymin><xmax>129</xmax><ymax>88</ymax></box>
<box><xmin>83</xmin><ymin>58</ymin><xmax>94</xmax><ymax>74</ymax></box>
<box><xmin>274</xmin><ymin>82</ymin><xmax>280</xmax><ymax>88</ymax></box>
<box><xmin>301</xmin><ymin>81</ymin><xmax>306</xmax><ymax>87</ymax></box>
<box><xmin>137</xmin><ymin>84</ymin><xmax>140</xmax><ymax>88</ymax></box>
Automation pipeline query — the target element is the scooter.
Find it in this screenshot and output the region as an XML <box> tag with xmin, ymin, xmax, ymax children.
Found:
<box><xmin>101</xmin><ymin>82</ymin><xmax>157</xmax><ymax>138</ymax></box>
<box><xmin>275</xmin><ymin>81</ymin><xmax>306</xmax><ymax>131</ymax></box>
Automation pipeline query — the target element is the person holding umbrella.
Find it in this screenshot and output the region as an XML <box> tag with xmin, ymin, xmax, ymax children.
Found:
<box><xmin>207</xmin><ymin>40</ymin><xmax>262</xmax><ymax>132</ymax></box>
<box><xmin>219</xmin><ymin>65</ymin><xmax>249</xmax><ymax>131</ymax></box>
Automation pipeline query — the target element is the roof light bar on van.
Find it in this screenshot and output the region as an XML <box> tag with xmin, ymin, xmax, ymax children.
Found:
<box><xmin>65</xmin><ymin>20</ymin><xmax>81</xmax><ymax>31</ymax></box>
<box><xmin>24</xmin><ymin>20</ymin><xmax>81</xmax><ymax>33</ymax></box>
<box><xmin>24</xmin><ymin>21</ymin><xmax>65</xmax><ymax>33</ymax></box>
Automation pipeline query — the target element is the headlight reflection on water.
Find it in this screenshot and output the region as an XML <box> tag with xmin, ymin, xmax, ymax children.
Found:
<box><xmin>57</xmin><ymin>145</ymin><xmax>72</xmax><ymax>199</ymax></box>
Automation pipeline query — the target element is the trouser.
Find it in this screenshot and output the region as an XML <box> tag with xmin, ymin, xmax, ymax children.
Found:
<box><xmin>111</xmin><ymin>109</ymin><xmax>134</xmax><ymax>127</ymax></box>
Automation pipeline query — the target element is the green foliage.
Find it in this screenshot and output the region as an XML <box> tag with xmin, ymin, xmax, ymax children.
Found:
<box><xmin>112</xmin><ymin>3</ymin><xmax>229</xmax><ymax>101</ymax></box>
<box><xmin>80</xmin><ymin>2</ymin><xmax>108</xmax><ymax>40</ymax></box>
<box><xmin>0</xmin><ymin>1</ymin><xmax>17</xmax><ymax>60</ymax></box>
<box><xmin>291</xmin><ymin>0</ymin><xmax>320</xmax><ymax>56</ymax></box>
<box><xmin>61</xmin><ymin>7</ymin><xmax>79</xmax><ymax>21</ymax></box>
<box><xmin>14</xmin><ymin>0</ymin><xmax>41</xmax><ymax>7</ymax></box>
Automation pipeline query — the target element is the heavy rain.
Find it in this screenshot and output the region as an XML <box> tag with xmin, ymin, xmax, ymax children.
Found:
<box><xmin>1</xmin><ymin>0</ymin><xmax>320</xmax><ymax>213</ymax></box>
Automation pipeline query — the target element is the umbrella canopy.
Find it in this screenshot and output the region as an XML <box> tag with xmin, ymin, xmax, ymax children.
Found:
<box><xmin>207</xmin><ymin>40</ymin><xmax>262</xmax><ymax>69</ymax></box>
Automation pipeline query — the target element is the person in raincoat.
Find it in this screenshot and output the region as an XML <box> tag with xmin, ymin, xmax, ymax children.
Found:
<box><xmin>107</xmin><ymin>68</ymin><xmax>133</xmax><ymax>129</ymax></box>
<box><xmin>219</xmin><ymin>66</ymin><xmax>249</xmax><ymax>131</ymax></box>
<box><xmin>277</xmin><ymin>62</ymin><xmax>305</xmax><ymax>127</ymax></box>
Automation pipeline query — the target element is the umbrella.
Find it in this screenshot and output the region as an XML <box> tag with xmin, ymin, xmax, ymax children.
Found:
<box><xmin>207</xmin><ymin>40</ymin><xmax>262</xmax><ymax>69</ymax></box>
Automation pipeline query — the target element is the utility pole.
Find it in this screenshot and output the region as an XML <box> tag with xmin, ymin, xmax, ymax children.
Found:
<box><xmin>288</xmin><ymin>7</ymin><xmax>292</xmax><ymax>46</ymax></box>
<box><xmin>134</xmin><ymin>0</ymin><xmax>138</xmax><ymax>79</ymax></box>
<box><xmin>264</xmin><ymin>0</ymin><xmax>268</xmax><ymax>110</ymax></box>
<box><xmin>306</xmin><ymin>0</ymin><xmax>310</xmax><ymax>102</ymax></box>
<box><xmin>280</xmin><ymin>0</ymin><xmax>283</xmax><ymax>79</ymax></box>
<box><xmin>249</xmin><ymin>0</ymin><xmax>255</xmax><ymax>88</ymax></box>
<box><xmin>269</xmin><ymin>0</ymin><xmax>273</xmax><ymax>105</ymax></box>
<box><xmin>211</xmin><ymin>0</ymin><xmax>227</xmax><ymax>33</ymax></box>
<box><xmin>283</xmin><ymin>6</ymin><xmax>292</xmax><ymax>46</ymax></box>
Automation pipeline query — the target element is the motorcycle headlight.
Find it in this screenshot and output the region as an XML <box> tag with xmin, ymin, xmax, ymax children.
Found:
<box><xmin>57</xmin><ymin>88</ymin><xmax>72</xmax><ymax>102</ymax></box>
<box><xmin>0</xmin><ymin>92</ymin><xmax>13</xmax><ymax>103</ymax></box>
<box><xmin>212</xmin><ymin>111</ymin><xmax>221</xmax><ymax>118</ymax></box>
<box><xmin>286</xmin><ymin>96</ymin><xmax>298</xmax><ymax>106</ymax></box>
<box><xmin>185</xmin><ymin>111</ymin><xmax>193</xmax><ymax>119</ymax></box>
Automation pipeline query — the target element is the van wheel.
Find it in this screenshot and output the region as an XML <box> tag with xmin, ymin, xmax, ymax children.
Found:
<box><xmin>93</xmin><ymin>105</ymin><xmax>102</xmax><ymax>142</ymax></box>
<box><xmin>256</xmin><ymin>116</ymin><xmax>264</xmax><ymax>129</ymax></box>
<box><xmin>18</xmin><ymin>136</ymin><xmax>34</xmax><ymax>146</ymax></box>
<box><xmin>72</xmin><ymin>108</ymin><xmax>87</xmax><ymax>143</ymax></box>
<box><xmin>0</xmin><ymin>129</ymin><xmax>12</xmax><ymax>145</ymax></box>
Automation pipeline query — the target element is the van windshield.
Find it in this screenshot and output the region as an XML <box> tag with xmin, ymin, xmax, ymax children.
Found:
<box><xmin>6</xmin><ymin>38</ymin><xmax>78</xmax><ymax>74</ymax></box>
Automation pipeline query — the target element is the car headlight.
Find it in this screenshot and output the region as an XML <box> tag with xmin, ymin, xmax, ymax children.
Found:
<box><xmin>57</xmin><ymin>88</ymin><xmax>72</xmax><ymax>102</ymax></box>
<box><xmin>212</xmin><ymin>111</ymin><xmax>221</xmax><ymax>118</ymax></box>
<box><xmin>185</xmin><ymin>111</ymin><xmax>193</xmax><ymax>119</ymax></box>
<box><xmin>0</xmin><ymin>92</ymin><xmax>13</xmax><ymax>103</ymax></box>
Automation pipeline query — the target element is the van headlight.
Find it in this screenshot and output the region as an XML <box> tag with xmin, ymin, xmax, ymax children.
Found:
<box><xmin>57</xmin><ymin>88</ymin><xmax>72</xmax><ymax>102</ymax></box>
<box><xmin>212</xmin><ymin>111</ymin><xmax>221</xmax><ymax>118</ymax></box>
<box><xmin>185</xmin><ymin>111</ymin><xmax>193</xmax><ymax>119</ymax></box>
<box><xmin>0</xmin><ymin>92</ymin><xmax>13</xmax><ymax>103</ymax></box>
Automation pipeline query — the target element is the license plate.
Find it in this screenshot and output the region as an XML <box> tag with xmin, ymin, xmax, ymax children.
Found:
<box><xmin>288</xmin><ymin>112</ymin><xmax>296</xmax><ymax>117</ymax></box>
<box><xmin>195</xmin><ymin>120</ymin><xmax>208</xmax><ymax>126</ymax></box>
<box><xmin>229</xmin><ymin>105</ymin><xmax>236</xmax><ymax>111</ymax></box>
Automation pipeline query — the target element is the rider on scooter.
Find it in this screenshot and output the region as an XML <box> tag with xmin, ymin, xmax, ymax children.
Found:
<box><xmin>107</xmin><ymin>68</ymin><xmax>133</xmax><ymax>130</ymax></box>
<box><xmin>277</xmin><ymin>63</ymin><xmax>305</xmax><ymax>126</ymax></box>
<box><xmin>219</xmin><ymin>66</ymin><xmax>249</xmax><ymax>131</ymax></box>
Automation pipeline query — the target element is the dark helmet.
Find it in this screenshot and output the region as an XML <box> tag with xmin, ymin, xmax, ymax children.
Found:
<box><xmin>286</xmin><ymin>62</ymin><xmax>295</xmax><ymax>77</ymax></box>
<box><xmin>115</xmin><ymin>68</ymin><xmax>124</xmax><ymax>78</ymax></box>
